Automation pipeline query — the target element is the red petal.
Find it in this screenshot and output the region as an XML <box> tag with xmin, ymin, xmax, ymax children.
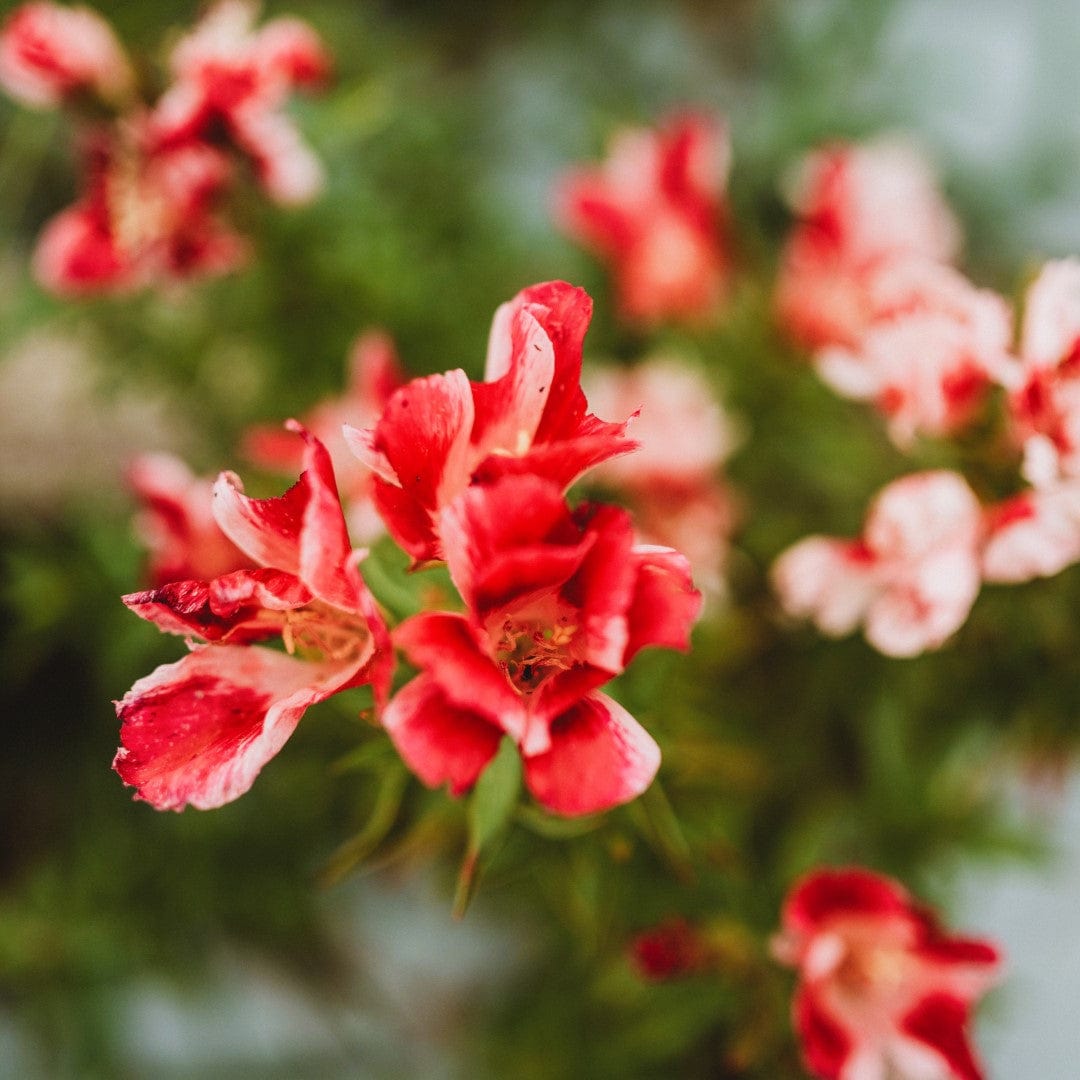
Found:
<box><xmin>793</xmin><ymin>986</ymin><xmax>854</xmax><ymax>1080</ymax></box>
<box><xmin>440</xmin><ymin>475</ymin><xmax>591</xmax><ymax>617</ymax></box>
<box><xmin>213</xmin><ymin>424</ymin><xmax>357</xmax><ymax>609</ymax></box>
<box><xmin>393</xmin><ymin>612</ymin><xmax>527</xmax><ymax>739</ymax></box>
<box><xmin>358</xmin><ymin>370</ymin><xmax>475</xmax><ymax>564</ymax></box>
<box><xmin>623</xmin><ymin>545</ymin><xmax>703</xmax><ymax>664</ymax></box>
<box><xmin>783</xmin><ymin>867</ymin><xmax>911</xmax><ymax>936</ymax></box>
<box><xmin>899</xmin><ymin>993</ymin><xmax>985</xmax><ymax>1080</ymax></box>
<box><xmin>521</xmin><ymin>692</ymin><xmax>660</xmax><ymax>816</ymax></box>
<box><xmin>114</xmin><ymin>645</ymin><xmax>354</xmax><ymax>811</ymax></box>
<box><xmin>381</xmin><ymin>674</ymin><xmax>502</xmax><ymax>796</ymax></box>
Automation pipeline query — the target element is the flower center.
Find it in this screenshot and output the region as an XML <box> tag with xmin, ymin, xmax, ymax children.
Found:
<box><xmin>279</xmin><ymin>603</ymin><xmax>370</xmax><ymax>663</ymax></box>
<box><xmin>495</xmin><ymin>616</ymin><xmax>578</xmax><ymax>695</ymax></box>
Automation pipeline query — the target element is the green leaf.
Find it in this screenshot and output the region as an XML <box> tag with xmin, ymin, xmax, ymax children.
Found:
<box><xmin>453</xmin><ymin>737</ymin><xmax>521</xmax><ymax>917</ymax></box>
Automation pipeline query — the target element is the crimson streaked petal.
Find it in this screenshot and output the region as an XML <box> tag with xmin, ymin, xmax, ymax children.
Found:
<box><xmin>113</xmin><ymin>644</ymin><xmax>353</xmax><ymax>811</ymax></box>
<box><xmin>381</xmin><ymin>674</ymin><xmax>503</xmax><ymax>796</ymax></box>
<box><xmin>783</xmin><ymin>867</ymin><xmax>911</xmax><ymax>936</ymax></box>
<box><xmin>521</xmin><ymin>692</ymin><xmax>660</xmax><ymax>816</ymax></box>
<box><xmin>122</xmin><ymin>568</ymin><xmax>309</xmax><ymax>642</ymax></box>
<box><xmin>793</xmin><ymin>986</ymin><xmax>854</xmax><ymax>1080</ymax></box>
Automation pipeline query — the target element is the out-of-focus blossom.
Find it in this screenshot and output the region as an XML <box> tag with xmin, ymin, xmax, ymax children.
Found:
<box><xmin>0</xmin><ymin>1</ymin><xmax>133</xmax><ymax>109</ymax></box>
<box><xmin>772</xmin><ymin>867</ymin><xmax>1001</xmax><ymax>1080</ymax></box>
<box><xmin>583</xmin><ymin>356</ymin><xmax>739</xmax><ymax>593</ymax></box>
<box><xmin>128</xmin><ymin>453</ymin><xmax>251</xmax><ymax>588</ymax></box>
<box><xmin>346</xmin><ymin>281</ymin><xmax>636</xmax><ymax>567</ymax></box>
<box><xmin>33</xmin><ymin>121</ymin><xmax>247</xmax><ymax>295</ymax></box>
<box><xmin>382</xmin><ymin>475</ymin><xmax>700</xmax><ymax>817</ymax></box>
<box><xmin>772</xmin><ymin>471</ymin><xmax>982</xmax><ymax>657</ymax></box>
<box><xmin>814</xmin><ymin>260</ymin><xmax>1012</xmax><ymax>445</ymax></box>
<box><xmin>630</xmin><ymin>917</ymin><xmax>709</xmax><ymax>981</ymax></box>
<box><xmin>114</xmin><ymin>426</ymin><xmax>390</xmax><ymax>811</ymax></box>
<box><xmin>244</xmin><ymin>331</ymin><xmax>404</xmax><ymax>543</ymax></box>
<box><xmin>775</xmin><ymin>137</ymin><xmax>961</xmax><ymax>352</ymax></box>
<box><xmin>150</xmin><ymin>0</ymin><xmax>330</xmax><ymax>204</ymax></box>
<box><xmin>555</xmin><ymin>113</ymin><xmax>731</xmax><ymax>326</ymax></box>
<box><xmin>982</xmin><ymin>482</ymin><xmax>1080</xmax><ymax>584</ymax></box>
<box><xmin>1006</xmin><ymin>259</ymin><xmax>1080</xmax><ymax>487</ymax></box>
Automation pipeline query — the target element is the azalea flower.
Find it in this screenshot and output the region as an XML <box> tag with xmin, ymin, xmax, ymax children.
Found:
<box><xmin>555</xmin><ymin>113</ymin><xmax>731</xmax><ymax>325</ymax></box>
<box><xmin>382</xmin><ymin>474</ymin><xmax>701</xmax><ymax>817</ymax></box>
<box><xmin>583</xmin><ymin>356</ymin><xmax>739</xmax><ymax>594</ymax></box>
<box><xmin>243</xmin><ymin>330</ymin><xmax>404</xmax><ymax>542</ymax></box>
<box><xmin>114</xmin><ymin>425</ymin><xmax>390</xmax><ymax>811</ymax></box>
<box><xmin>33</xmin><ymin>120</ymin><xmax>248</xmax><ymax>295</ymax></box>
<box><xmin>127</xmin><ymin>452</ymin><xmax>251</xmax><ymax>588</ymax></box>
<box><xmin>772</xmin><ymin>867</ymin><xmax>1001</xmax><ymax>1080</ymax></box>
<box><xmin>149</xmin><ymin>0</ymin><xmax>330</xmax><ymax>204</ymax></box>
<box><xmin>775</xmin><ymin>137</ymin><xmax>961</xmax><ymax>351</ymax></box>
<box><xmin>772</xmin><ymin>471</ymin><xmax>983</xmax><ymax>657</ymax></box>
<box><xmin>346</xmin><ymin>281</ymin><xmax>637</xmax><ymax>567</ymax></box>
<box><xmin>814</xmin><ymin>259</ymin><xmax>1012</xmax><ymax>446</ymax></box>
<box><xmin>0</xmin><ymin>1</ymin><xmax>134</xmax><ymax>109</ymax></box>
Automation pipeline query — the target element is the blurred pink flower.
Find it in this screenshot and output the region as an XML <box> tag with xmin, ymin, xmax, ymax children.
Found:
<box><xmin>33</xmin><ymin>121</ymin><xmax>248</xmax><ymax>295</ymax></box>
<box><xmin>814</xmin><ymin>259</ymin><xmax>1012</xmax><ymax>446</ymax></box>
<box><xmin>555</xmin><ymin>113</ymin><xmax>731</xmax><ymax>326</ymax></box>
<box><xmin>149</xmin><ymin>0</ymin><xmax>330</xmax><ymax>204</ymax></box>
<box><xmin>772</xmin><ymin>471</ymin><xmax>983</xmax><ymax>657</ymax></box>
<box><xmin>775</xmin><ymin>137</ymin><xmax>961</xmax><ymax>352</ymax></box>
<box><xmin>243</xmin><ymin>330</ymin><xmax>404</xmax><ymax>542</ymax></box>
<box><xmin>114</xmin><ymin>426</ymin><xmax>391</xmax><ymax>811</ymax></box>
<box><xmin>382</xmin><ymin>474</ymin><xmax>700</xmax><ymax>817</ymax></box>
<box><xmin>128</xmin><ymin>452</ymin><xmax>251</xmax><ymax>589</ymax></box>
<box><xmin>982</xmin><ymin>483</ymin><xmax>1080</xmax><ymax>584</ymax></box>
<box><xmin>773</xmin><ymin>867</ymin><xmax>1001</xmax><ymax>1080</ymax></box>
<box><xmin>584</xmin><ymin>356</ymin><xmax>739</xmax><ymax>593</ymax></box>
<box><xmin>346</xmin><ymin>281</ymin><xmax>636</xmax><ymax>567</ymax></box>
<box><xmin>0</xmin><ymin>1</ymin><xmax>133</xmax><ymax>109</ymax></box>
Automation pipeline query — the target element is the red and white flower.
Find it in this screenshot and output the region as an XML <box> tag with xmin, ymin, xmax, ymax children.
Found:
<box><xmin>33</xmin><ymin>120</ymin><xmax>247</xmax><ymax>295</ymax></box>
<box><xmin>149</xmin><ymin>0</ymin><xmax>330</xmax><ymax>204</ymax></box>
<box><xmin>775</xmin><ymin>137</ymin><xmax>961</xmax><ymax>352</ymax></box>
<box><xmin>772</xmin><ymin>867</ymin><xmax>1002</xmax><ymax>1080</ymax></box>
<box><xmin>127</xmin><ymin>452</ymin><xmax>251</xmax><ymax>589</ymax></box>
<box><xmin>0</xmin><ymin>1</ymin><xmax>133</xmax><ymax>109</ymax></box>
<box><xmin>114</xmin><ymin>425</ymin><xmax>390</xmax><ymax>811</ymax></box>
<box><xmin>1006</xmin><ymin>259</ymin><xmax>1080</xmax><ymax>487</ymax></box>
<box><xmin>346</xmin><ymin>281</ymin><xmax>636</xmax><ymax>567</ymax></box>
<box><xmin>772</xmin><ymin>471</ymin><xmax>982</xmax><ymax>657</ymax></box>
<box><xmin>583</xmin><ymin>356</ymin><xmax>739</xmax><ymax>594</ymax></box>
<box><xmin>982</xmin><ymin>482</ymin><xmax>1080</xmax><ymax>584</ymax></box>
<box><xmin>382</xmin><ymin>475</ymin><xmax>701</xmax><ymax>817</ymax></box>
<box><xmin>814</xmin><ymin>259</ymin><xmax>1012</xmax><ymax>445</ymax></box>
<box><xmin>555</xmin><ymin>113</ymin><xmax>731</xmax><ymax>326</ymax></box>
<box><xmin>243</xmin><ymin>330</ymin><xmax>404</xmax><ymax>543</ymax></box>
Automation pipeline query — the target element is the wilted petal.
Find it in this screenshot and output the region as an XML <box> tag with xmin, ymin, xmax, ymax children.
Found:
<box><xmin>114</xmin><ymin>644</ymin><xmax>353</xmax><ymax>811</ymax></box>
<box><xmin>521</xmin><ymin>692</ymin><xmax>660</xmax><ymax>816</ymax></box>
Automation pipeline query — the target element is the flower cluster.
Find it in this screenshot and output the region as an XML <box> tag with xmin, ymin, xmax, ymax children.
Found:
<box><xmin>772</xmin><ymin>139</ymin><xmax>1080</xmax><ymax>656</ymax></box>
<box><xmin>116</xmin><ymin>281</ymin><xmax>702</xmax><ymax>815</ymax></box>
<box><xmin>0</xmin><ymin>0</ymin><xmax>329</xmax><ymax>294</ymax></box>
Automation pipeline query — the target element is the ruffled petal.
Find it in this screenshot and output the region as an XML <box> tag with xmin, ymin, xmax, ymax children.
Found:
<box><xmin>381</xmin><ymin>674</ymin><xmax>503</xmax><ymax>796</ymax></box>
<box><xmin>792</xmin><ymin>985</ymin><xmax>855</xmax><ymax>1080</ymax></box>
<box><xmin>783</xmin><ymin>867</ymin><xmax>912</xmax><ymax>936</ymax></box>
<box><xmin>113</xmin><ymin>644</ymin><xmax>353</xmax><ymax>811</ymax></box>
<box><xmin>898</xmin><ymin>993</ymin><xmax>985</xmax><ymax>1080</ymax></box>
<box><xmin>521</xmin><ymin>692</ymin><xmax>660</xmax><ymax>816</ymax></box>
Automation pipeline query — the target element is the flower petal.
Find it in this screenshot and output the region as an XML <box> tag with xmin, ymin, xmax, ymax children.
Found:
<box><xmin>381</xmin><ymin>673</ymin><xmax>502</xmax><ymax>796</ymax></box>
<box><xmin>898</xmin><ymin>993</ymin><xmax>985</xmax><ymax>1080</ymax></box>
<box><xmin>623</xmin><ymin>544</ymin><xmax>702</xmax><ymax>665</ymax></box>
<box><xmin>113</xmin><ymin>644</ymin><xmax>354</xmax><ymax>811</ymax></box>
<box><xmin>521</xmin><ymin>692</ymin><xmax>660</xmax><ymax>816</ymax></box>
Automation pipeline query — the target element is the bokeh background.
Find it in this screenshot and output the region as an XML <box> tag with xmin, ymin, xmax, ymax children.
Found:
<box><xmin>3</xmin><ymin>0</ymin><xmax>1080</xmax><ymax>1076</ymax></box>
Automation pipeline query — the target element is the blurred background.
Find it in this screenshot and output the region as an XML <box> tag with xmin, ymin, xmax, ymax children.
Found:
<box><xmin>3</xmin><ymin>0</ymin><xmax>1080</xmax><ymax>1076</ymax></box>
